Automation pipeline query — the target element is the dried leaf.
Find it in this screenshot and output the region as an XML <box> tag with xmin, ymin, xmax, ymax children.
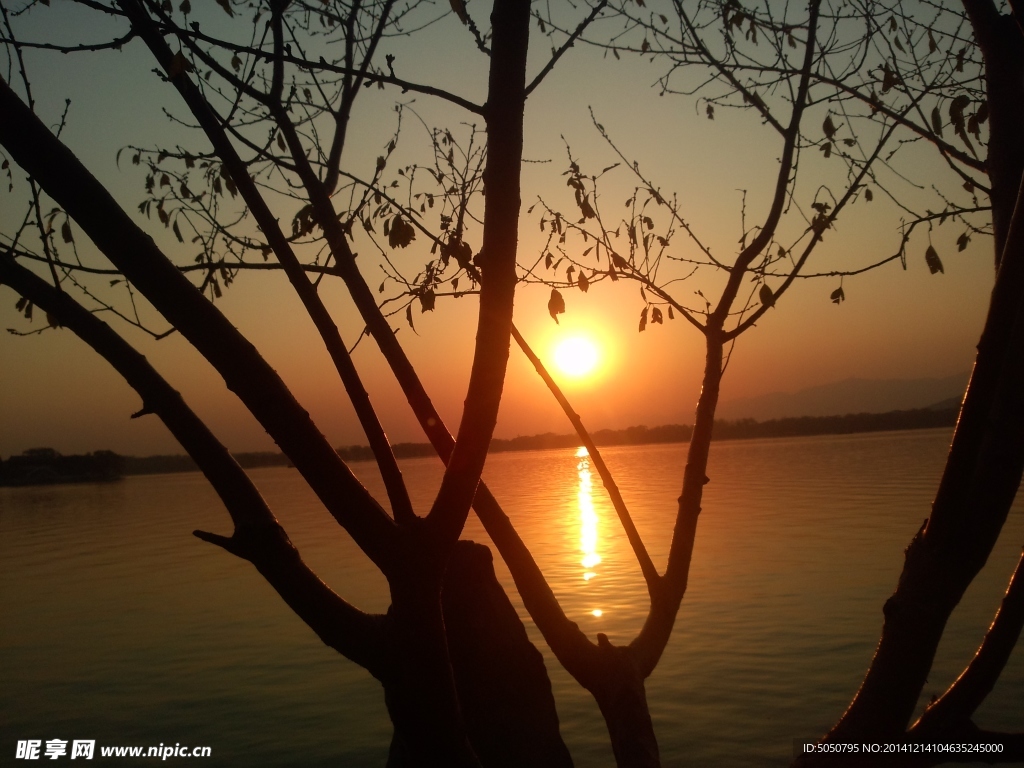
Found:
<box><xmin>925</xmin><ymin>245</ymin><xmax>944</xmax><ymax>274</ymax></box>
<box><xmin>830</xmin><ymin>286</ymin><xmax>845</xmax><ymax>304</ymax></box>
<box><xmin>950</xmin><ymin>95</ymin><xmax>970</xmax><ymax>128</ymax></box>
<box><xmin>388</xmin><ymin>217</ymin><xmax>416</xmax><ymax>249</ymax></box>
<box><xmin>822</xmin><ymin>115</ymin><xmax>836</xmax><ymax>139</ymax></box>
<box><xmin>419</xmin><ymin>289</ymin><xmax>435</xmax><ymax>312</ymax></box>
<box><xmin>548</xmin><ymin>289</ymin><xmax>565</xmax><ymax>324</ymax></box>
<box><xmin>931</xmin><ymin>106</ymin><xmax>943</xmax><ymax>137</ymax></box>
<box><xmin>881</xmin><ymin>63</ymin><xmax>898</xmax><ymax>93</ymax></box>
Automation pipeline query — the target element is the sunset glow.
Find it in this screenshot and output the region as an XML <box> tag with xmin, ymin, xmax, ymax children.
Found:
<box><xmin>554</xmin><ymin>337</ymin><xmax>599</xmax><ymax>378</ymax></box>
<box><xmin>577</xmin><ymin>447</ymin><xmax>602</xmax><ymax>575</ymax></box>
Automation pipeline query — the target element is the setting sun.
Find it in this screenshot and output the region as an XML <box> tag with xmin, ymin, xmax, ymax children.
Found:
<box><xmin>553</xmin><ymin>337</ymin><xmax>599</xmax><ymax>378</ymax></box>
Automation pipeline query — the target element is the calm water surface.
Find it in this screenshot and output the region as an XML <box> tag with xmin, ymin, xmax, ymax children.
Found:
<box><xmin>2</xmin><ymin>429</ymin><xmax>1023</xmax><ymax>766</ymax></box>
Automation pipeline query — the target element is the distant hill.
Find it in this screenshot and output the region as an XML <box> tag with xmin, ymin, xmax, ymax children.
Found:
<box><xmin>3</xmin><ymin>404</ymin><xmax>962</xmax><ymax>483</ymax></box>
<box><xmin>716</xmin><ymin>373</ymin><xmax>969</xmax><ymax>421</ymax></box>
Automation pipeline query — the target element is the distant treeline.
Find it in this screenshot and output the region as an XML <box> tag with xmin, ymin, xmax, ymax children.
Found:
<box><xmin>711</xmin><ymin>405</ymin><xmax>959</xmax><ymax>440</ymax></box>
<box><xmin>0</xmin><ymin>448</ymin><xmax>124</xmax><ymax>486</ymax></box>
<box><xmin>2</xmin><ymin>405</ymin><xmax>959</xmax><ymax>484</ymax></box>
<box><xmin>120</xmin><ymin>451</ymin><xmax>290</xmax><ymax>476</ymax></box>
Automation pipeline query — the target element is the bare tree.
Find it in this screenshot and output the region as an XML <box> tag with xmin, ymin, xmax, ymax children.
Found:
<box><xmin>0</xmin><ymin>0</ymin><xmax>555</xmax><ymax>764</ymax></box>
<box><xmin>806</xmin><ymin>0</ymin><xmax>1024</xmax><ymax>758</ymax></box>
<box><xmin>526</xmin><ymin>0</ymin><xmax>1023</xmax><ymax>761</ymax></box>
<box><xmin>4</xmin><ymin>0</ymin><xmax>1022</xmax><ymax>764</ymax></box>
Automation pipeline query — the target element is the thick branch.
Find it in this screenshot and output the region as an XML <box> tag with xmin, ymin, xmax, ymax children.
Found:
<box><xmin>827</xmin><ymin>168</ymin><xmax>1024</xmax><ymax>741</ymax></box>
<box><xmin>633</xmin><ymin>330</ymin><xmax>724</xmax><ymax>677</ymax></box>
<box><xmin>911</xmin><ymin>547</ymin><xmax>1024</xmax><ymax>736</ymax></box>
<box><xmin>120</xmin><ymin>0</ymin><xmax>416</xmax><ymax>525</ymax></box>
<box><xmin>0</xmin><ymin>252</ymin><xmax>386</xmax><ymax>673</ymax></box>
<box><xmin>511</xmin><ymin>324</ymin><xmax>660</xmax><ymax>592</ymax></box>
<box><xmin>710</xmin><ymin>0</ymin><xmax>821</xmax><ymax>326</ymax></box>
<box><xmin>425</xmin><ymin>0</ymin><xmax>530</xmax><ymax>547</ymax></box>
<box><xmin>962</xmin><ymin>0</ymin><xmax>1024</xmax><ymax>263</ymax></box>
<box><xmin>0</xmin><ymin>74</ymin><xmax>397</xmax><ymax>568</ymax></box>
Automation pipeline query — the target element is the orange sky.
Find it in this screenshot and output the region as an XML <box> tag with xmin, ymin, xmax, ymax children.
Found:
<box><xmin>0</xmin><ymin>2</ymin><xmax>993</xmax><ymax>457</ymax></box>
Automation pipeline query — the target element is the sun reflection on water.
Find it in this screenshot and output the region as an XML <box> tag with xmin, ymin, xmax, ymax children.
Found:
<box><xmin>575</xmin><ymin>447</ymin><xmax>603</xmax><ymax>618</ymax></box>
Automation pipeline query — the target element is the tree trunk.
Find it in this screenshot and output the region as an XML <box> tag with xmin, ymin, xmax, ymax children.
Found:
<box><xmin>811</xmin><ymin>3</ymin><xmax>1024</xmax><ymax>748</ymax></box>
<box><xmin>386</xmin><ymin>541</ymin><xmax>572</xmax><ymax>768</ymax></box>
<box><xmin>592</xmin><ymin>639</ymin><xmax>660</xmax><ymax>768</ymax></box>
<box><xmin>381</xmin><ymin>552</ymin><xmax>480</xmax><ymax>768</ymax></box>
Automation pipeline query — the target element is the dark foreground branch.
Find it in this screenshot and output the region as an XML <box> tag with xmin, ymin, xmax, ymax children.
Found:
<box><xmin>0</xmin><ymin>74</ymin><xmax>397</xmax><ymax>569</ymax></box>
<box><xmin>0</xmin><ymin>251</ymin><xmax>386</xmax><ymax>673</ymax></box>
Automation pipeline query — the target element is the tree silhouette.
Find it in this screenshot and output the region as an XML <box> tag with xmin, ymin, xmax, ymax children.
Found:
<box><xmin>3</xmin><ymin>0</ymin><xmax>1024</xmax><ymax>765</ymax></box>
<box><xmin>529</xmin><ymin>0</ymin><xmax>1023</xmax><ymax>760</ymax></box>
<box><xmin>1</xmin><ymin>0</ymin><xmax>556</xmax><ymax>764</ymax></box>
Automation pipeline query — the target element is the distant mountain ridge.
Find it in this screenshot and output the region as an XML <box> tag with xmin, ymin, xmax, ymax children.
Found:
<box><xmin>716</xmin><ymin>373</ymin><xmax>969</xmax><ymax>421</ymax></box>
<box><xmin>3</xmin><ymin>403</ymin><xmax>962</xmax><ymax>483</ymax></box>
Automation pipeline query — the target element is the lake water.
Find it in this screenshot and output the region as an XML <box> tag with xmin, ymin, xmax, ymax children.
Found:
<box><xmin>2</xmin><ymin>429</ymin><xmax>1023</xmax><ymax>766</ymax></box>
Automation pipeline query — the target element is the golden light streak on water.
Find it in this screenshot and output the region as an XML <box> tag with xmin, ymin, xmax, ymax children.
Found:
<box><xmin>576</xmin><ymin>447</ymin><xmax>603</xmax><ymax>620</ymax></box>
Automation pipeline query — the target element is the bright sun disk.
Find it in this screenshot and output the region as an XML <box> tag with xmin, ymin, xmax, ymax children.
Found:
<box><xmin>554</xmin><ymin>337</ymin><xmax>599</xmax><ymax>377</ymax></box>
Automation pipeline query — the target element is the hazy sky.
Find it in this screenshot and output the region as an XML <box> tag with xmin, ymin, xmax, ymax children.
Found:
<box><xmin>0</xmin><ymin>0</ymin><xmax>993</xmax><ymax>458</ymax></box>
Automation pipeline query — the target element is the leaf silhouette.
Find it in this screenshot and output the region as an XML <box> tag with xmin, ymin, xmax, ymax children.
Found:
<box><xmin>419</xmin><ymin>289</ymin><xmax>435</xmax><ymax>312</ymax></box>
<box><xmin>548</xmin><ymin>289</ymin><xmax>565</xmax><ymax>323</ymax></box>
<box><xmin>823</xmin><ymin>115</ymin><xmax>836</xmax><ymax>139</ymax></box>
<box><xmin>389</xmin><ymin>217</ymin><xmax>416</xmax><ymax>249</ymax></box>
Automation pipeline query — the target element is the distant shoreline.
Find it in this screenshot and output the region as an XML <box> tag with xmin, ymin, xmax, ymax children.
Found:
<box><xmin>0</xmin><ymin>405</ymin><xmax>959</xmax><ymax>485</ymax></box>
